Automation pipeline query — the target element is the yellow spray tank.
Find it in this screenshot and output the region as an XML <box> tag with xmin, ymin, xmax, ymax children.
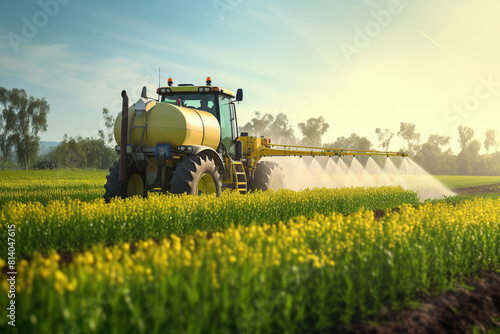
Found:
<box><xmin>114</xmin><ymin>99</ymin><xmax>221</xmax><ymax>150</ymax></box>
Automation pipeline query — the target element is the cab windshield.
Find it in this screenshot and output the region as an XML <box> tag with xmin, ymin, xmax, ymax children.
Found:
<box><xmin>161</xmin><ymin>93</ymin><xmax>216</xmax><ymax>115</ymax></box>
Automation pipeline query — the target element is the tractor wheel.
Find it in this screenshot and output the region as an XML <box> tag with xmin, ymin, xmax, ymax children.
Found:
<box><xmin>169</xmin><ymin>154</ymin><xmax>222</xmax><ymax>196</ymax></box>
<box><xmin>104</xmin><ymin>161</ymin><xmax>146</xmax><ymax>203</ymax></box>
<box><xmin>248</xmin><ymin>161</ymin><xmax>285</xmax><ymax>191</ymax></box>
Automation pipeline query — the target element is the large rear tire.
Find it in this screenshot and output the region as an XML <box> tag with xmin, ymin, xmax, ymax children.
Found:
<box><xmin>248</xmin><ymin>161</ymin><xmax>285</xmax><ymax>191</ymax></box>
<box><xmin>104</xmin><ymin>161</ymin><xmax>146</xmax><ymax>203</ymax></box>
<box><xmin>170</xmin><ymin>154</ymin><xmax>222</xmax><ymax>196</ymax></box>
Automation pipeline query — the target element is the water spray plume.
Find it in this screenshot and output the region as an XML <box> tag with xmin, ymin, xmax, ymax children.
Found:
<box><xmin>265</xmin><ymin>155</ymin><xmax>455</xmax><ymax>200</ymax></box>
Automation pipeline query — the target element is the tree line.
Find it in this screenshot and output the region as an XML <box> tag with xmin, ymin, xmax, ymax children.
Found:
<box><xmin>0</xmin><ymin>87</ymin><xmax>115</xmax><ymax>170</ymax></box>
<box><xmin>1</xmin><ymin>87</ymin><xmax>498</xmax><ymax>175</ymax></box>
<box><xmin>32</xmin><ymin>108</ymin><xmax>116</xmax><ymax>170</ymax></box>
<box><xmin>241</xmin><ymin>112</ymin><xmax>500</xmax><ymax>176</ymax></box>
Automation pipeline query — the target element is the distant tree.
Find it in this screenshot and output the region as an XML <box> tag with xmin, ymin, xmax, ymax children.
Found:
<box><xmin>32</xmin><ymin>154</ymin><xmax>58</xmax><ymax>170</ymax></box>
<box><xmin>102</xmin><ymin>107</ymin><xmax>115</xmax><ymax>145</ymax></box>
<box><xmin>98</xmin><ymin>130</ymin><xmax>106</xmax><ymax>142</ymax></box>
<box><xmin>0</xmin><ymin>89</ymin><xmax>18</xmax><ymax>169</ymax></box>
<box><xmin>397</xmin><ymin>122</ymin><xmax>420</xmax><ymax>155</ymax></box>
<box><xmin>484</xmin><ymin>129</ymin><xmax>499</xmax><ymax>153</ymax></box>
<box><xmin>419</xmin><ymin>134</ymin><xmax>455</xmax><ymax>174</ymax></box>
<box><xmin>427</xmin><ymin>134</ymin><xmax>450</xmax><ymax>147</ymax></box>
<box><xmin>241</xmin><ymin>112</ymin><xmax>274</xmax><ymax>136</ymax></box>
<box><xmin>242</xmin><ymin>113</ymin><xmax>330</xmax><ymax>146</ymax></box>
<box><xmin>298</xmin><ymin>116</ymin><xmax>329</xmax><ymax>146</ymax></box>
<box><xmin>457</xmin><ymin>126</ymin><xmax>481</xmax><ymax>175</ymax></box>
<box><xmin>271</xmin><ymin>113</ymin><xmax>297</xmax><ymax>144</ymax></box>
<box><xmin>325</xmin><ymin>133</ymin><xmax>372</xmax><ymax>150</ymax></box>
<box><xmin>458</xmin><ymin>126</ymin><xmax>475</xmax><ymax>152</ymax></box>
<box><xmin>48</xmin><ymin>134</ymin><xmax>115</xmax><ymax>169</ymax></box>
<box><xmin>0</xmin><ymin>87</ymin><xmax>16</xmax><ymax>159</ymax></box>
<box><xmin>0</xmin><ymin>88</ymin><xmax>49</xmax><ymax>169</ymax></box>
<box><xmin>375</xmin><ymin>128</ymin><xmax>394</xmax><ymax>151</ymax></box>
<box><xmin>241</xmin><ymin>111</ymin><xmax>298</xmax><ymax>144</ymax></box>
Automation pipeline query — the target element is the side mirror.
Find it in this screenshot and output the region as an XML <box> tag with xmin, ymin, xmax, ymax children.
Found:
<box><xmin>236</xmin><ymin>88</ymin><xmax>243</xmax><ymax>102</ymax></box>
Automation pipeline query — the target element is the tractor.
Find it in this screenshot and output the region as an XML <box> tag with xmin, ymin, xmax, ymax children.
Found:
<box><xmin>104</xmin><ymin>77</ymin><xmax>406</xmax><ymax>201</ymax></box>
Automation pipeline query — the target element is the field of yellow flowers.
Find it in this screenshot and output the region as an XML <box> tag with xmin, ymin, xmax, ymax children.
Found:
<box><xmin>0</xmin><ymin>185</ymin><xmax>419</xmax><ymax>259</ymax></box>
<box><xmin>0</xmin><ymin>170</ymin><xmax>107</xmax><ymax>207</ymax></box>
<box><xmin>0</xmin><ymin>170</ymin><xmax>499</xmax><ymax>333</ymax></box>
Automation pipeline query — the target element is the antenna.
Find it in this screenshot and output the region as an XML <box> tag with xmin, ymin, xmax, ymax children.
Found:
<box><xmin>157</xmin><ymin>67</ymin><xmax>161</xmax><ymax>101</ymax></box>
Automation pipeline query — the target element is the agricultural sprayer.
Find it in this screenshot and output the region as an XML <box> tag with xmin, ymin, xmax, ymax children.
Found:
<box><xmin>104</xmin><ymin>78</ymin><xmax>407</xmax><ymax>201</ymax></box>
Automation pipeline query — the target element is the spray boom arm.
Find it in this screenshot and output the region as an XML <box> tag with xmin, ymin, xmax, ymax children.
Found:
<box><xmin>260</xmin><ymin>143</ymin><xmax>408</xmax><ymax>158</ymax></box>
<box><xmin>238</xmin><ymin>135</ymin><xmax>407</xmax><ymax>170</ymax></box>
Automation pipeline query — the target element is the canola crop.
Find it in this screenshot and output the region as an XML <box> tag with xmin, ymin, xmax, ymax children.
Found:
<box><xmin>1</xmin><ymin>199</ymin><xmax>498</xmax><ymax>333</ymax></box>
<box><xmin>0</xmin><ymin>170</ymin><xmax>107</xmax><ymax>207</ymax></box>
<box><xmin>0</xmin><ymin>187</ymin><xmax>419</xmax><ymax>258</ymax></box>
<box><xmin>1</xmin><ymin>170</ymin><xmax>497</xmax><ymax>333</ymax></box>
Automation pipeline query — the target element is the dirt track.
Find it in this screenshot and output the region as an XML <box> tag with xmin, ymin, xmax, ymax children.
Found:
<box><xmin>346</xmin><ymin>271</ymin><xmax>500</xmax><ymax>334</ymax></box>
<box><xmin>452</xmin><ymin>183</ymin><xmax>500</xmax><ymax>196</ymax></box>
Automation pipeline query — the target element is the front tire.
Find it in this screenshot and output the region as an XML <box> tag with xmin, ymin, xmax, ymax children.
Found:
<box><xmin>170</xmin><ymin>154</ymin><xmax>222</xmax><ymax>196</ymax></box>
<box><xmin>104</xmin><ymin>161</ymin><xmax>146</xmax><ymax>202</ymax></box>
<box><xmin>248</xmin><ymin>161</ymin><xmax>285</xmax><ymax>191</ymax></box>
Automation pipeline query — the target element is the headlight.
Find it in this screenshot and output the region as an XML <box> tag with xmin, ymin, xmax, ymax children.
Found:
<box><xmin>198</xmin><ymin>87</ymin><xmax>203</xmax><ymax>92</ymax></box>
<box><xmin>177</xmin><ymin>146</ymin><xmax>194</xmax><ymax>152</ymax></box>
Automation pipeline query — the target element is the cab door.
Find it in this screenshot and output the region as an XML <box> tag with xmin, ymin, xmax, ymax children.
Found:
<box><xmin>218</xmin><ymin>95</ymin><xmax>236</xmax><ymax>154</ymax></box>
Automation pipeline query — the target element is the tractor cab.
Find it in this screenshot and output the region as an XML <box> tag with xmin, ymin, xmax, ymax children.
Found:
<box><xmin>156</xmin><ymin>77</ymin><xmax>243</xmax><ymax>155</ymax></box>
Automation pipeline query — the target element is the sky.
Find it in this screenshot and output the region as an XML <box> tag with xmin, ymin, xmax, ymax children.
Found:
<box><xmin>0</xmin><ymin>0</ymin><xmax>499</xmax><ymax>154</ymax></box>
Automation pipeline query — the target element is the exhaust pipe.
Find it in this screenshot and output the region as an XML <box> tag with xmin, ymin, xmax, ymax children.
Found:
<box><xmin>119</xmin><ymin>90</ymin><xmax>129</xmax><ymax>183</ymax></box>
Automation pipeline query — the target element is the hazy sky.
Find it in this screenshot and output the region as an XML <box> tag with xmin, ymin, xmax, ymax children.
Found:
<box><xmin>0</xmin><ymin>0</ymin><xmax>499</xmax><ymax>153</ymax></box>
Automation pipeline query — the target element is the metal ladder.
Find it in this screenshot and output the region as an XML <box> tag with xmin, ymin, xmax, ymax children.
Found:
<box><xmin>232</xmin><ymin>161</ymin><xmax>247</xmax><ymax>193</ymax></box>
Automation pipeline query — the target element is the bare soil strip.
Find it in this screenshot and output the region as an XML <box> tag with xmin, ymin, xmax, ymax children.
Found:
<box><xmin>365</xmin><ymin>186</ymin><xmax>500</xmax><ymax>334</ymax></box>
<box><xmin>452</xmin><ymin>183</ymin><xmax>500</xmax><ymax>196</ymax></box>
<box><xmin>346</xmin><ymin>270</ymin><xmax>500</xmax><ymax>334</ymax></box>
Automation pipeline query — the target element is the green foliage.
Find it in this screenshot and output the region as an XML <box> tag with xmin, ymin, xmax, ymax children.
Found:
<box><xmin>240</xmin><ymin>112</ymin><xmax>332</xmax><ymax>146</ymax></box>
<box><xmin>298</xmin><ymin>116</ymin><xmax>329</xmax><ymax>146</ymax></box>
<box><xmin>42</xmin><ymin>135</ymin><xmax>116</xmax><ymax>169</ymax></box>
<box><xmin>240</xmin><ymin>111</ymin><xmax>298</xmax><ymax>145</ymax></box>
<box><xmin>484</xmin><ymin>129</ymin><xmax>499</xmax><ymax>153</ymax></box>
<box><xmin>415</xmin><ymin>134</ymin><xmax>456</xmax><ymax>175</ymax></box>
<box><xmin>102</xmin><ymin>107</ymin><xmax>115</xmax><ymax>144</ymax></box>
<box><xmin>457</xmin><ymin>126</ymin><xmax>481</xmax><ymax>175</ymax></box>
<box><xmin>0</xmin><ymin>156</ymin><xmax>18</xmax><ymax>170</ymax></box>
<box><xmin>386</xmin><ymin>123</ymin><xmax>500</xmax><ymax>176</ymax></box>
<box><xmin>0</xmin><ymin>170</ymin><xmax>107</xmax><ymax>207</ymax></box>
<box><xmin>424</xmin><ymin>192</ymin><xmax>499</xmax><ymax>205</ymax></box>
<box><xmin>397</xmin><ymin>122</ymin><xmax>420</xmax><ymax>156</ymax></box>
<box><xmin>0</xmin><ymin>171</ymin><xmax>499</xmax><ymax>333</ymax></box>
<box><xmin>0</xmin><ymin>87</ymin><xmax>50</xmax><ymax>170</ymax></box>
<box><xmin>375</xmin><ymin>128</ymin><xmax>394</xmax><ymax>151</ymax></box>
<box><xmin>2</xmin><ymin>199</ymin><xmax>499</xmax><ymax>333</ymax></box>
<box><xmin>0</xmin><ymin>186</ymin><xmax>420</xmax><ymax>259</ymax></box>
<box><xmin>434</xmin><ymin>175</ymin><xmax>500</xmax><ymax>188</ymax></box>
<box><xmin>325</xmin><ymin>133</ymin><xmax>372</xmax><ymax>150</ymax></box>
